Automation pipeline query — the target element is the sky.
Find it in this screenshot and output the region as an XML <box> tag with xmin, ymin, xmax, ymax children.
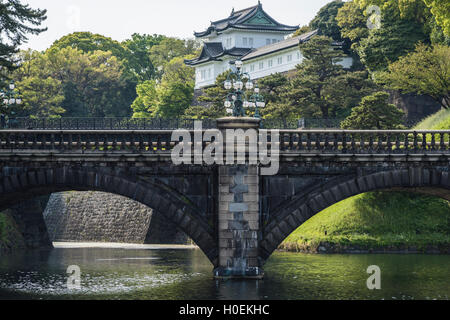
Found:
<box><xmin>21</xmin><ymin>0</ymin><xmax>334</xmax><ymax>51</ymax></box>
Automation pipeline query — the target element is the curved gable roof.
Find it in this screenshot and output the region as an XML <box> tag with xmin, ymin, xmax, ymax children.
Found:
<box><xmin>194</xmin><ymin>2</ymin><xmax>298</xmax><ymax>38</ymax></box>
<box><xmin>184</xmin><ymin>43</ymin><xmax>252</xmax><ymax>66</ymax></box>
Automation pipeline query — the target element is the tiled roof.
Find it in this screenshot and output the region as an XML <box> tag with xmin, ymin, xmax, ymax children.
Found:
<box><xmin>242</xmin><ymin>29</ymin><xmax>318</xmax><ymax>61</ymax></box>
<box><xmin>194</xmin><ymin>2</ymin><xmax>298</xmax><ymax>38</ymax></box>
<box><xmin>184</xmin><ymin>43</ymin><xmax>252</xmax><ymax>66</ymax></box>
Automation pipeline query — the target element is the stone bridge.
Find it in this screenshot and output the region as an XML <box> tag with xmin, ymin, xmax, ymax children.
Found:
<box><xmin>0</xmin><ymin>118</ymin><xmax>449</xmax><ymax>279</ymax></box>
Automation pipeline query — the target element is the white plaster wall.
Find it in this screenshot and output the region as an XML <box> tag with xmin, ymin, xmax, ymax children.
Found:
<box><xmin>242</xmin><ymin>47</ymin><xmax>302</xmax><ymax>80</ymax></box>
<box><xmin>206</xmin><ymin>30</ymin><xmax>285</xmax><ymax>49</ymax></box>
<box><xmin>193</xmin><ymin>48</ymin><xmax>354</xmax><ymax>89</ymax></box>
<box><xmin>195</xmin><ymin>62</ymin><xmax>217</xmax><ymax>89</ymax></box>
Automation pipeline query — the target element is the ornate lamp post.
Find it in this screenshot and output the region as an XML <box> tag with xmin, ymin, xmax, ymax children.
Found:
<box><xmin>0</xmin><ymin>81</ymin><xmax>22</xmax><ymax>128</ymax></box>
<box><xmin>223</xmin><ymin>60</ymin><xmax>265</xmax><ymax>118</ymax></box>
<box><xmin>248</xmin><ymin>83</ymin><xmax>265</xmax><ymax>119</ymax></box>
<box><xmin>1</xmin><ymin>81</ymin><xmax>22</xmax><ymax>109</ymax></box>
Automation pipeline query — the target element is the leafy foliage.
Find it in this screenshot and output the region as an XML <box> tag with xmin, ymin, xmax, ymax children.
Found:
<box><xmin>258</xmin><ymin>73</ymin><xmax>295</xmax><ymax>120</ymax></box>
<box><xmin>377</xmin><ymin>43</ymin><xmax>450</xmax><ymax>109</ymax></box>
<box><xmin>287</xmin><ymin>36</ymin><xmax>345</xmax><ymax>118</ymax></box>
<box><xmin>337</xmin><ymin>0</ymin><xmax>431</xmax><ymax>72</ymax></box>
<box><xmin>423</xmin><ymin>0</ymin><xmax>450</xmax><ymax>36</ymax></box>
<box><xmin>130</xmin><ymin>80</ymin><xmax>158</xmax><ymax>118</ymax></box>
<box><xmin>309</xmin><ymin>0</ymin><xmax>350</xmax><ymax>51</ymax></box>
<box><xmin>149</xmin><ymin>38</ymin><xmax>199</xmax><ymax>79</ymax></box>
<box><xmin>50</xmin><ymin>32</ymin><xmax>126</xmax><ymax>59</ymax></box>
<box><xmin>292</xmin><ymin>25</ymin><xmax>312</xmax><ymax>37</ymax></box>
<box><xmin>336</xmin><ymin>1</ymin><xmax>370</xmax><ymax>48</ymax></box>
<box><xmin>191</xmin><ymin>70</ymin><xmax>231</xmax><ymax>119</ymax></box>
<box><xmin>357</xmin><ymin>7</ymin><xmax>429</xmax><ymax>72</ymax></box>
<box><xmin>13</xmin><ymin>47</ymin><xmax>128</xmax><ymax>118</ymax></box>
<box><xmin>121</xmin><ymin>33</ymin><xmax>166</xmax><ymax>82</ymax></box>
<box><xmin>0</xmin><ymin>0</ymin><xmax>47</xmax><ymax>72</ymax></box>
<box><xmin>341</xmin><ymin>91</ymin><xmax>405</xmax><ymax>129</ymax></box>
<box><xmin>285</xmin><ymin>36</ymin><xmax>375</xmax><ymax>119</ymax></box>
<box><xmin>131</xmin><ymin>57</ymin><xmax>194</xmax><ymax>118</ymax></box>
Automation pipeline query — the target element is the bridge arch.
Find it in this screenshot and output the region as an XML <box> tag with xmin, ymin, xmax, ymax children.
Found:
<box><xmin>260</xmin><ymin>168</ymin><xmax>450</xmax><ymax>262</ymax></box>
<box><xmin>0</xmin><ymin>167</ymin><xmax>218</xmax><ymax>266</ymax></box>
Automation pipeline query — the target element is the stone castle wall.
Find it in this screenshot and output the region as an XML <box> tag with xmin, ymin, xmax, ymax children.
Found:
<box><xmin>4</xmin><ymin>197</ymin><xmax>53</xmax><ymax>251</ymax></box>
<box><xmin>387</xmin><ymin>90</ymin><xmax>441</xmax><ymax>122</ymax></box>
<box><xmin>43</xmin><ymin>191</ymin><xmax>188</xmax><ymax>244</ymax></box>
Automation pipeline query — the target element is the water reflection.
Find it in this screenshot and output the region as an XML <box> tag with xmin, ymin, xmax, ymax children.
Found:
<box><xmin>0</xmin><ymin>246</ymin><xmax>448</xmax><ymax>300</ymax></box>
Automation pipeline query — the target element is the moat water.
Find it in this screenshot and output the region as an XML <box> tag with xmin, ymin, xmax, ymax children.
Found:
<box><xmin>0</xmin><ymin>243</ymin><xmax>448</xmax><ymax>300</ymax></box>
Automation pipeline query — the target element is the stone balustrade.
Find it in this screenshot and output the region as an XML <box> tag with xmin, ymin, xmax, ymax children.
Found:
<box><xmin>0</xmin><ymin>130</ymin><xmax>448</xmax><ymax>155</ymax></box>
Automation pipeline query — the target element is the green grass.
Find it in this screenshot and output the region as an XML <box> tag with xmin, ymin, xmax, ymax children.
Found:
<box><xmin>414</xmin><ymin>108</ymin><xmax>450</xmax><ymax>130</ymax></box>
<box><xmin>281</xmin><ymin>109</ymin><xmax>450</xmax><ymax>252</ymax></box>
<box><xmin>281</xmin><ymin>192</ymin><xmax>449</xmax><ymax>252</ymax></box>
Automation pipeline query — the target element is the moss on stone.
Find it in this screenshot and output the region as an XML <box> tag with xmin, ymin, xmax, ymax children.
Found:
<box><xmin>0</xmin><ymin>212</ymin><xmax>26</xmax><ymax>255</ymax></box>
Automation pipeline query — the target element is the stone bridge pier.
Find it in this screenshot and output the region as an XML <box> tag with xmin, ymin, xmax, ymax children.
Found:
<box><xmin>213</xmin><ymin>118</ymin><xmax>263</xmax><ymax>279</ymax></box>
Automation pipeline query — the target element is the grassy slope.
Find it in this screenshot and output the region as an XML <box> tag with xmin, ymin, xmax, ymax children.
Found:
<box><xmin>280</xmin><ymin>110</ymin><xmax>450</xmax><ymax>252</ymax></box>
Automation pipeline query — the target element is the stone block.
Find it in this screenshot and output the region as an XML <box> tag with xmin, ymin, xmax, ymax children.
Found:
<box><xmin>244</xmin><ymin>176</ymin><xmax>258</xmax><ymax>185</ymax></box>
<box><xmin>229</xmin><ymin>202</ymin><xmax>249</xmax><ymax>212</ymax></box>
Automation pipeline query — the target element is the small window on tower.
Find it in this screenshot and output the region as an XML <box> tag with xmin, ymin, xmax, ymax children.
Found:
<box><xmin>249</xmin><ymin>38</ymin><xmax>254</xmax><ymax>47</ymax></box>
<box><xmin>243</xmin><ymin>37</ymin><xmax>248</xmax><ymax>46</ymax></box>
<box><xmin>266</xmin><ymin>39</ymin><xmax>271</xmax><ymax>45</ymax></box>
<box><xmin>272</xmin><ymin>39</ymin><xmax>277</xmax><ymax>44</ymax></box>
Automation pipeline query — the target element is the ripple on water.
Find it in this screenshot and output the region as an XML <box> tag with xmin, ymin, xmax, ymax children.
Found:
<box><xmin>0</xmin><ymin>271</ymin><xmax>201</xmax><ymax>296</ymax></box>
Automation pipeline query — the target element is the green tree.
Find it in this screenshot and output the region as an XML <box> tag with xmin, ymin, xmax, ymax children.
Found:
<box><xmin>377</xmin><ymin>43</ymin><xmax>450</xmax><ymax>109</ymax></box>
<box><xmin>292</xmin><ymin>25</ymin><xmax>312</xmax><ymax>37</ymax></box>
<box><xmin>121</xmin><ymin>33</ymin><xmax>166</xmax><ymax>81</ymax></box>
<box><xmin>156</xmin><ymin>57</ymin><xmax>195</xmax><ymax>118</ymax></box>
<box><xmin>16</xmin><ymin>76</ymin><xmax>65</xmax><ymax>118</ymax></box>
<box><xmin>357</xmin><ymin>15</ymin><xmax>429</xmax><ymax>72</ymax></box>
<box><xmin>50</xmin><ymin>32</ymin><xmax>126</xmax><ymax>59</ymax></box>
<box><xmin>0</xmin><ymin>0</ymin><xmax>46</xmax><ymax>72</ymax></box>
<box><xmin>258</xmin><ymin>73</ymin><xmax>295</xmax><ymax>120</ymax></box>
<box><xmin>149</xmin><ymin>38</ymin><xmax>199</xmax><ymax>79</ymax></box>
<box><xmin>196</xmin><ymin>70</ymin><xmax>231</xmax><ymax>117</ymax></box>
<box><xmin>13</xmin><ymin>47</ymin><xmax>128</xmax><ymax>118</ymax></box>
<box><xmin>325</xmin><ymin>70</ymin><xmax>377</xmax><ymax>118</ymax></box>
<box><xmin>131</xmin><ymin>57</ymin><xmax>195</xmax><ymax>118</ymax></box>
<box><xmin>287</xmin><ymin>36</ymin><xmax>345</xmax><ymax>118</ymax></box>
<box><xmin>341</xmin><ymin>91</ymin><xmax>405</xmax><ymax>129</ymax></box>
<box><xmin>280</xmin><ymin>36</ymin><xmax>377</xmax><ymax>119</ymax></box>
<box><xmin>131</xmin><ymin>80</ymin><xmax>158</xmax><ymax>118</ymax></box>
<box><xmin>183</xmin><ymin>105</ymin><xmax>226</xmax><ymax>119</ymax></box>
<box><xmin>337</xmin><ymin>0</ymin><xmax>436</xmax><ymax>71</ymax></box>
<box><xmin>310</xmin><ymin>0</ymin><xmax>349</xmax><ymax>50</ymax></box>
<box><xmin>423</xmin><ymin>0</ymin><xmax>450</xmax><ymax>36</ymax></box>
<box><xmin>336</xmin><ymin>1</ymin><xmax>369</xmax><ymax>49</ymax></box>
<box><xmin>50</xmin><ymin>32</ymin><xmax>137</xmax><ymax>114</ymax></box>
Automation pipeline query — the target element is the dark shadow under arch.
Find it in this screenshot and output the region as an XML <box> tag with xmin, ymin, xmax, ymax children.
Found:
<box><xmin>0</xmin><ymin>167</ymin><xmax>218</xmax><ymax>266</ymax></box>
<box><xmin>260</xmin><ymin>168</ymin><xmax>450</xmax><ymax>262</ymax></box>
